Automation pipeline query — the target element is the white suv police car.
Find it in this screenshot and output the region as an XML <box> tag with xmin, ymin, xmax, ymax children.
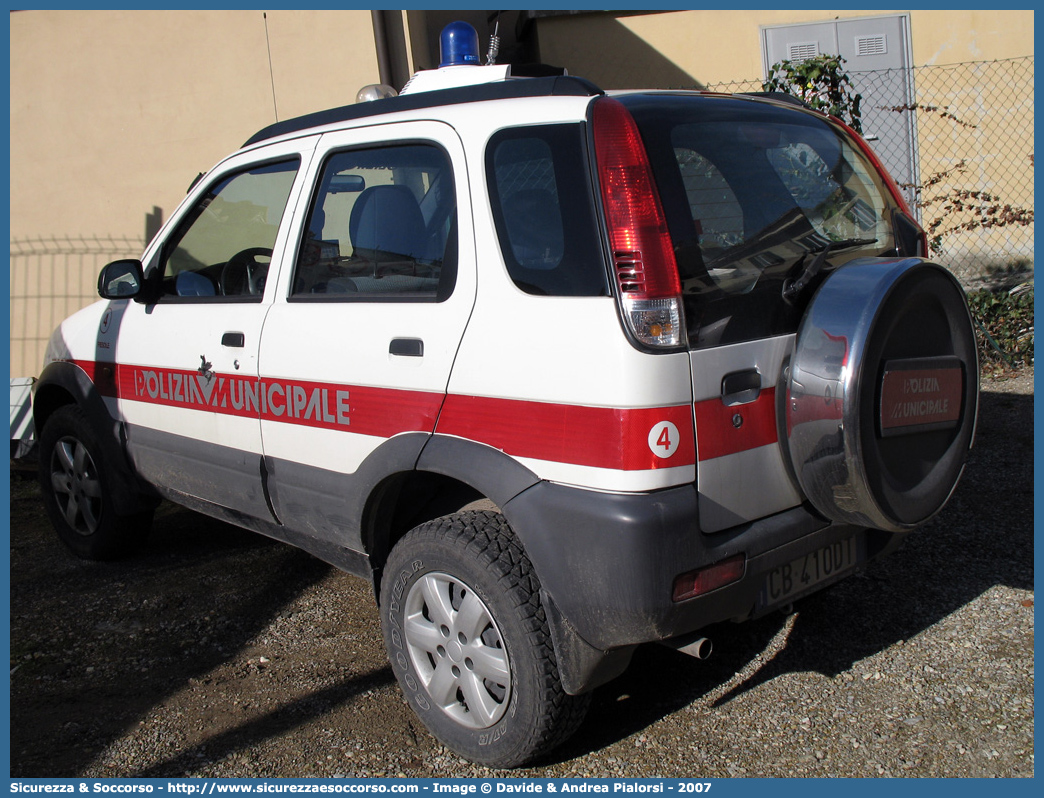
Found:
<box><xmin>35</xmin><ymin>25</ymin><xmax>978</xmax><ymax>767</ymax></box>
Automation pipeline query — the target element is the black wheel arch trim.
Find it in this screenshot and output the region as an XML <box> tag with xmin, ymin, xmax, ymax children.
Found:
<box><xmin>416</xmin><ymin>435</ymin><xmax>637</xmax><ymax>694</ymax></box>
<box><xmin>266</xmin><ymin>432</ymin><xmax>432</xmax><ymax>571</ymax></box>
<box><xmin>271</xmin><ymin>432</ymin><xmax>627</xmax><ymax>695</ymax></box>
<box><xmin>33</xmin><ymin>360</ymin><xmax>159</xmax><ymax>515</ymax></box>
<box><xmin>415</xmin><ymin>434</ymin><xmax>541</xmax><ymax>509</ymax></box>
<box><xmin>265</xmin><ymin>433</ymin><xmax>541</xmax><ymax>581</ymax></box>
<box><xmin>411</xmin><ymin>436</ymin><xmax>635</xmax><ymax>693</ymax></box>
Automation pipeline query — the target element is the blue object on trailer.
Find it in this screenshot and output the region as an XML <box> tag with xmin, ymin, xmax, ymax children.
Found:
<box><xmin>10</xmin><ymin>377</ymin><xmax>35</xmax><ymax>459</ymax></box>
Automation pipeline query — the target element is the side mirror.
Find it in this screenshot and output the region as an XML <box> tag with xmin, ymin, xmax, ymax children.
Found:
<box><xmin>98</xmin><ymin>259</ymin><xmax>144</xmax><ymax>299</ymax></box>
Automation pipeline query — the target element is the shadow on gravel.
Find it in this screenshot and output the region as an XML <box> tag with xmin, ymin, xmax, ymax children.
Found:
<box><xmin>133</xmin><ymin>665</ymin><xmax>395</xmax><ymax>778</ymax></box>
<box><xmin>557</xmin><ymin>386</ymin><xmax>1033</xmax><ymax>762</ymax></box>
<box><xmin>9</xmin><ymin>499</ymin><xmax>341</xmax><ymax>776</ymax></box>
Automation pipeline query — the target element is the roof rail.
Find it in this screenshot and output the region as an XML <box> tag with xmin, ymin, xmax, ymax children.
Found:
<box><xmin>737</xmin><ymin>91</ymin><xmax>815</xmax><ymax>111</ymax></box>
<box><xmin>244</xmin><ymin>75</ymin><xmax>604</xmax><ymax>147</ymax></box>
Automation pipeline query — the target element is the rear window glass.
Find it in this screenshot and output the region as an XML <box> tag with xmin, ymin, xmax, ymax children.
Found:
<box><xmin>623</xmin><ymin>95</ymin><xmax>900</xmax><ymax>348</ymax></box>
<box><xmin>486</xmin><ymin>124</ymin><xmax>608</xmax><ymax>297</ymax></box>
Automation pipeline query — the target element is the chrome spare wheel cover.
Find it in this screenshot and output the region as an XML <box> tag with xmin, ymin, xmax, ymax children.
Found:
<box><xmin>786</xmin><ymin>258</ymin><xmax>979</xmax><ymax>533</ymax></box>
<box><xmin>403</xmin><ymin>571</ymin><xmax>511</xmax><ymax>729</ymax></box>
<box><xmin>50</xmin><ymin>436</ymin><xmax>103</xmax><ymax>536</ymax></box>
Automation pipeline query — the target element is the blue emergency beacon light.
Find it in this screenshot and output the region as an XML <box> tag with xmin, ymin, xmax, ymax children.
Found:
<box><xmin>439</xmin><ymin>21</ymin><xmax>481</xmax><ymax>67</ymax></box>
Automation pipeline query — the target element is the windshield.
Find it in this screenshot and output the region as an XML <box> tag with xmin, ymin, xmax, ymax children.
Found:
<box><xmin>622</xmin><ymin>94</ymin><xmax>901</xmax><ymax>348</ymax></box>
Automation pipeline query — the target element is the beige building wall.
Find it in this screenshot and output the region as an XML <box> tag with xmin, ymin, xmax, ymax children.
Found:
<box><xmin>10</xmin><ymin>9</ymin><xmax>381</xmax><ymax>241</ymax></box>
<box><xmin>9</xmin><ymin>9</ymin><xmax>382</xmax><ymax>376</ymax></box>
<box><xmin>535</xmin><ymin>10</ymin><xmax>1033</xmax><ymax>88</ymax></box>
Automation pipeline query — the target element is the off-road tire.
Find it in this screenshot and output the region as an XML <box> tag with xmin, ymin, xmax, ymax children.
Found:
<box><xmin>38</xmin><ymin>405</ymin><xmax>153</xmax><ymax>560</ymax></box>
<box><xmin>380</xmin><ymin>510</ymin><xmax>590</xmax><ymax>768</ymax></box>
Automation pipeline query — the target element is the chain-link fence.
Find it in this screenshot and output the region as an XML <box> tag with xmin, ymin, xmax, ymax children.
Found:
<box><xmin>7</xmin><ymin>59</ymin><xmax>1033</xmax><ymax>377</ymax></box>
<box><xmin>706</xmin><ymin>57</ymin><xmax>1034</xmax><ymax>286</ymax></box>
<box><xmin>9</xmin><ymin>235</ymin><xmax>144</xmax><ymax>377</ymax></box>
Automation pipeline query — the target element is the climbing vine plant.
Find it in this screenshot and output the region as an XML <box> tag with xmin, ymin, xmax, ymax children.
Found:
<box><xmin>763</xmin><ymin>54</ymin><xmax>863</xmax><ymax>133</ymax></box>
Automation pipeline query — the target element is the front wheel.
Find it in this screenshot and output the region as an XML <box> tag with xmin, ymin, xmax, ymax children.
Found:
<box><xmin>380</xmin><ymin>511</ymin><xmax>590</xmax><ymax>768</ymax></box>
<box><xmin>38</xmin><ymin>405</ymin><xmax>152</xmax><ymax>560</ymax></box>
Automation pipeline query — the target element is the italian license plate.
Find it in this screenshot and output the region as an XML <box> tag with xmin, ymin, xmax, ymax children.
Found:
<box><xmin>757</xmin><ymin>535</ymin><xmax>863</xmax><ymax>610</ymax></box>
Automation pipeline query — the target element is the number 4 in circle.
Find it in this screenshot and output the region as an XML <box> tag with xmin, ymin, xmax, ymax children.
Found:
<box><xmin>648</xmin><ymin>421</ymin><xmax>680</xmax><ymax>459</ymax></box>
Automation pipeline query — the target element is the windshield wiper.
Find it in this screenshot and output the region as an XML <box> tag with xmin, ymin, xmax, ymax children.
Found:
<box><xmin>782</xmin><ymin>237</ymin><xmax>878</xmax><ymax>303</ymax></box>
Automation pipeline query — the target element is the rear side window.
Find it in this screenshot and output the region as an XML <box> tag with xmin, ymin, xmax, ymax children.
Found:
<box><xmin>624</xmin><ymin>95</ymin><xmax>901</xmax><ymax>348</ymax></box>
<box><xmin>291</xmin><ymin>143</ymin><xmax>456</xmax><ymax>302</ymax></box>
<box><xmin>486</xmin><ymin>124</ymin><xmax>608</xmax><ymax>297</ymax></box>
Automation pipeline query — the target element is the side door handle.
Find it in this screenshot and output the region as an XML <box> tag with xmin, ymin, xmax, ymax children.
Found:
<box><xmin>721</xmin><ymin>368</ymin><xmax>761</xmax><ymax>406</ymax></box>
<box><xmin>222</xmin><ymin>332</ymin><xmax>245</xmax><ymax>348</ymax></box>
<box><xmin>389</xmin><ymin>338</ymin><xmax>424</xmax><ymax>357</ymax></box>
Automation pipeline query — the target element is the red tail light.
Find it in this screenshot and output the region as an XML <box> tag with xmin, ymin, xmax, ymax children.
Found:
<box><xmin>592</xmin><ymin>97</ymin><xmax>685</xmax><ymax>348</ymax></box>
<box><xmin>672</xmin><ymin>554</ymin><xmax>745</xmax><ymax>602</ymax></box>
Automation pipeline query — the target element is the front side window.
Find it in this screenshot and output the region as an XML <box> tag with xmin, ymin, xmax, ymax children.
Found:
<box><xmin>154</xmin><ymin>159</ymin><xmax>299</xmax><ymax>300</ymax></box>
<box><xmin>486</xmin><ymin>124</ymin><xmax>608</xmax><ymax>297</ymax></box>
<box><xmin>291</xmin><ymin>144</ymin><xmax>456</xmax><ymax>301</ymax></box>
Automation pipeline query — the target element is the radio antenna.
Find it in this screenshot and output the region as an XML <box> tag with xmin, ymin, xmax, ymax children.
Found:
<box><xmin>486</xmin><ymin>15</ymin><xmax>501</xmax><ymax>66</ymax></box>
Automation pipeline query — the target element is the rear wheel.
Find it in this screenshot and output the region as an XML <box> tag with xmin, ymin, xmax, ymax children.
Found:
<box><xmin>38</xmin><ymin>405</ymin><xmax>152</xmax><ymax>560</ymax></box>
<box><xmin>380</xmin><ymin>511</ymin><xmax>590</xmax><ymax>768</ymax></box>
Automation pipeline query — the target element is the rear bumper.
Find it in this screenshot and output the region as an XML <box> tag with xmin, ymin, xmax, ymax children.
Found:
<box><xmin>504</xmin><ymin>480</ymin><xmax>906</xmax><ymax>653</ymax></box>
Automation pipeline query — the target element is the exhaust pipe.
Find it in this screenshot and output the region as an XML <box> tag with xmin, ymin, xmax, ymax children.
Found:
<box><xmin>663</xmin><ymin>634</ymin><xmax>713</xmax><ymax>660</ymax></box>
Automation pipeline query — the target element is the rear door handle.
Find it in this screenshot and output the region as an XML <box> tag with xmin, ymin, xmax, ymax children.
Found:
<box><xmin>390</xmin><ymin>338</ymin><xmax>424</xmax><ymax>357</ymax></box>
<box><xmin>222</xmin><ymin>332</ymin><xmax>245</xmax><ymax>348</ymax></box>
<box><xmin>721</xmin><ymin>368</ymin><xmax>761</xmax><ymax>406</ymax></box>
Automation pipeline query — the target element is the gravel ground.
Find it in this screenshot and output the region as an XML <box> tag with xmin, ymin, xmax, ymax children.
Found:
<box><xmin>8</xmin><ymin>371</ymin><xmax>1034</xmax><ymax>779</ymax></box>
